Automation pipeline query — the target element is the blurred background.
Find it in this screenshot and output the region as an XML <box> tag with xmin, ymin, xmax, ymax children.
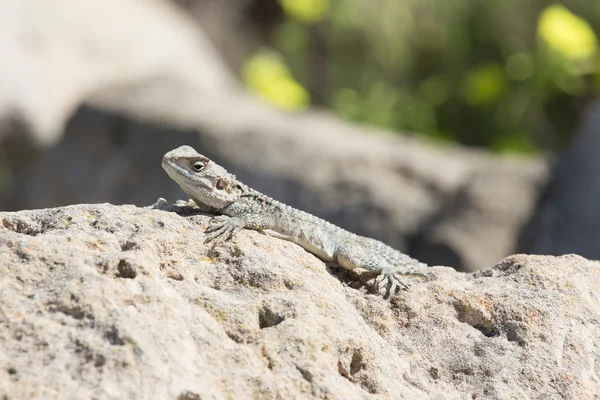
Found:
<box><xmin>212</xmin><ymin>0</ymin><xmax>598</xmax><ymax>152</ymax></box>
<box><xmin>1</xmin><ymin>0</ymin><xmax>600</xmax><ymax>272</ymax></box>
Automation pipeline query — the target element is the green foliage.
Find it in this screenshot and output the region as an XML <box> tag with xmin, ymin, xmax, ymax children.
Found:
<box><xmin>242</xmin><ymin>0</ymin><xmax>600</xmax><ymax>152</ymax></box>
<box><xmin>461</xmin><ymin>64</ymin><xmax>507</xmax><ymax>106</ymax></box>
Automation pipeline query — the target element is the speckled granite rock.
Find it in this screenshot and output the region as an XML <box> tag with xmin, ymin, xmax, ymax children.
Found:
<box><xmin>0</xmin><ymin>203</ymin><xmax>598</xmax><ymax>399</ymax></box>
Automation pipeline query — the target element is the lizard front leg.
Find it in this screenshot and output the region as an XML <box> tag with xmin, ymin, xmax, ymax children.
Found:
<box><xmin>204</xmin><ymin>214</ymin><xmax>273</xmax><ymax>249</ymax></box>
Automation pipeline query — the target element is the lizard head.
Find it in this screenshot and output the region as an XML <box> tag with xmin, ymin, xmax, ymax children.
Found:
<box><xmin>162</xmin><ymin>146</ymin><xmax>242</xmax><ymax>209</ymax></box>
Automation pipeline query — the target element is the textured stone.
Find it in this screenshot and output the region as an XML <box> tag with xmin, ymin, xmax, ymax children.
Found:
<box><xmin>1</xmin><ymin>204</ymin><xmax>598</xmax><ymax>399</ymax></box>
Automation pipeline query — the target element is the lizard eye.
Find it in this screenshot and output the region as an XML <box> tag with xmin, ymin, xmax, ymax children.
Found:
<box><xmin>192</xmin><ymin>161</ymin><xmax>205</xmax><ymax>172</ymax></box>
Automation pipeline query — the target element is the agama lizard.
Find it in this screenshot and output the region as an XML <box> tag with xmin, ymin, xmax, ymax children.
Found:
<box><xmin>162</xmin><ymin>145</ymin><xmax>428</xmax><ymax>295</ymax></box>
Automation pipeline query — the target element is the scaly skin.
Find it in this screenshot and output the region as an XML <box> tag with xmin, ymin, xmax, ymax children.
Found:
<box><xmin>162</xmin><ymin>145</ymin><xmax>428</xmax><ymax>295</ymax></box>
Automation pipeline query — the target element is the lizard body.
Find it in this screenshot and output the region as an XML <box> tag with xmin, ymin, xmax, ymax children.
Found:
<box><xmin>162</xmin><ymin>145</ymin><xmax>428</xmax><ymax>295</ymax></box>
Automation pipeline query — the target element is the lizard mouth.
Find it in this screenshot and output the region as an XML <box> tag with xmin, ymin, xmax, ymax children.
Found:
<box><xmin>162</xmin><ymin>158</ymin><xmax>186</xmax><ymax>181</ymax></box>
<box><xmin>162</xmin><ymin>158</ymin><xmax>213</xmax><ymax>192</ymax></box>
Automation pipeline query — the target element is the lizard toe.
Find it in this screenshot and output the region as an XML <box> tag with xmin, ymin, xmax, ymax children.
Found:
<box><xmin>225</xmin><ymin>225</ymin><xmax>244</xmax><ymax>242</ymax></box>
<box><xmin>210</xmin><ymin>226</ymin><xmax>235</xmax><ymax>248</ymax></box>
<box><xmin>388</xmin><ymin>280</ymin><xmax>399</xmax><ymax>295</ymax></box>
<box><xmin>375</xmin><ymin>275</ymin><xmax>389</xmax><ymax>291</ymax></box>
<box><xmin>206</xmin><ymin>217</ymin><xmax>229</xmax><ymax>232</ymax></box>
<box><xmin>205</xmin><ymin>217</ymin><xmax>245</xmax><ymax>247</ymax></box>
<box><xmin>204</xmin><ymin>225</ymin><xmax>229</xmax><ymax>243</ymax></box>
<box><xmin>374</xmin><ymin>269</ymin><xmax>413</xmax><ymax>296</ymax></box>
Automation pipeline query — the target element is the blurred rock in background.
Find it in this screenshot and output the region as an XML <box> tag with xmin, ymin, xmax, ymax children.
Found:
<box><xmin>2</xmin><ymin>0</ymin><xmax>599</xmax><ymax>271</ymax></box>
<box><xmin>520</xmin><ymin>100</ymin><xmax>600</xmax><ymax>260</ymax></box>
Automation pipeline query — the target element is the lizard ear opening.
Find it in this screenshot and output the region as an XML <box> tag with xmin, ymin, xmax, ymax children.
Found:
<box><xmin>216</xmin><ymin>179</ymin><xmax>227</xmax><ymax>191</ymax></box>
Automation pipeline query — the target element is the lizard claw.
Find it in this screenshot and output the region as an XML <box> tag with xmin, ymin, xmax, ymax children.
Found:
<box><xmin>206</xmin><ymin>216</ymin><xmax>229</xmax><ymax>232</ymax></box>
<box><xmin>204</xmin><ymin>216</ymin><xmax>245</xmax><ymax>249</ymax></box>
<box><xmin>374</xmin><ymin>268</ymin><xmax>416</xmax><ymax>296</ymax></box>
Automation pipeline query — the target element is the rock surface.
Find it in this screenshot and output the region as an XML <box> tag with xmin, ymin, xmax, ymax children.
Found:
<box><xmin>1</xmin><ymin>203</ymin><xmax>599</xmax><ymax>399</ymax></box>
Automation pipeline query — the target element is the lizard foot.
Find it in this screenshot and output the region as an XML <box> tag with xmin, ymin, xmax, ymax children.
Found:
<box><xmin>375</xmin><ymin>268</ymin><xmax>429</xmax><ymax>296</ymax></box>
<box><xmin>204</xmin><ymin>216</ymin><xmax>245</xmax><ymax>249</ymax></box>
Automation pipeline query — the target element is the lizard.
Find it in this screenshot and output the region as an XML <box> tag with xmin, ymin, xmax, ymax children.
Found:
<box><xmin>161</xmin><ymin>145</ymin><xmax>429</xmax><ymax>296</ymax></box>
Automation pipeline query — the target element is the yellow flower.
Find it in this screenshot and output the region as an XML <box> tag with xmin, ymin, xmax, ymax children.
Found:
<box><xmin>279</xmin><ymin>0</ymin><xmax>329</xmax><ymax>24</ymax></box>
<box><xmin>243</xmin><ymin>51</ymin><xmax>309</xmax><ymax>110</ymax></box>
<box><xmin>538</xmin><ymin>5</ymin><xmax>597</xmax><ymax>61</ymax></box>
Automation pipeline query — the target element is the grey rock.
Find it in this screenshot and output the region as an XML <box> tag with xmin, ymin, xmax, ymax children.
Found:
<box><xmin>412</xmin><ymin>156</ymin><xmax>548</xmax><ymax>269</ymax></box>
<box><xmin>1</xmin><ymin>203</ymin><xmax>598</xmax><ymax>399</ymax></box>
<box><xmin>0</xmin><ymin>0</ymin><xmax>236</xmax><ymax>145</ymax></box>
<box><xmin>523</xmin><ymin>100</ymin><xmax>600</xmax><ymax>259</ymax></box>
